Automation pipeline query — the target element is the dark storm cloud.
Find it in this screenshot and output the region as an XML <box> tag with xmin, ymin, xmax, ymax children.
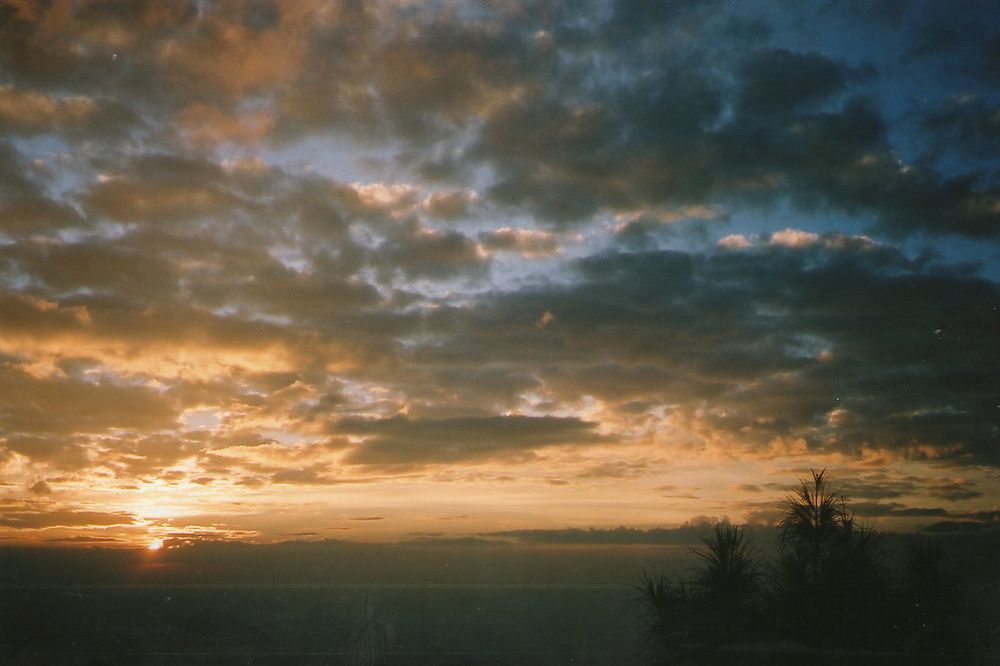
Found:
<box><xmin>336</xmin><ymin>415</ymin><xmax>606</xmax><ymax>466</ymax></box>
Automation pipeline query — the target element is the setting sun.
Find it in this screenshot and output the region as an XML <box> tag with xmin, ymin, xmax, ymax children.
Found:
<box><xmin>147</xmin><ymin>538</ymin><xmax>163</xmax><ymax>551</ymax></box>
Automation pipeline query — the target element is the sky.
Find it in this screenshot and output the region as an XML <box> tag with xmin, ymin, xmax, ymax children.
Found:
<box><xmin>0</xmin><ymin>0</ymin><xmax>998</xmax><ymax>548</ymax></box>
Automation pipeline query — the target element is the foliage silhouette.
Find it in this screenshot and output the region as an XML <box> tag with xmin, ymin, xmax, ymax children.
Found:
<box><xmin>634</xmin><ymin>568</ymin><xmax>694</xmax><ymax>659</ymax></box>
<box><xmin>692</xmin><ymin>523</ymin><xmax>761</xmax><ymax>643</ymax></box>
<box><xmin>634</xmin><ymin>523</ymin><xmax>763</xmax><ymax>663</ymax></box>
<box><xmin>636</xmin><ymin>469</ymin><xmax>987</xmax><ymax>662</ymax></box>
<box><xmin>771</xmin><ymin>469</ymin><xmax>889</xmax><ymax>648</ymax></box>
<box><xmin>898</xmin><ymin>536</ymin><xmax>965</xmax><ymax>655</ymax></box>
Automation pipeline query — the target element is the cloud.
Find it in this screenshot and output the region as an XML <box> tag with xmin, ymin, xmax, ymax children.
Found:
<box><xmin>853</xmin><ymin>502</ymin><xmax>950</xmax><ymax>518</ymax></box>
<box><xmin>0</xmin><ymin>0</ymin><xmax>997</xmax><ymax>542</ymax></box>
<box><xmin>0</xmin><ymin>0</ymin><xmax>994</xmax><ymax>240</ymax></box>
<box><xmin>269</xmin><ymin>463</ymin><xmax>357</xmax><ymax>486</ymax></box>
<box><xmin>769</xmin><ymin>228</ymin><xmax>820</xmax><ymax>248</ymax></box>
<box><xmin>43</xmin><ymin>535</ymin><xmax>123</xmax><ymax>543</ymax></box>
<box><xmin>926</xmin><ymin>481</ymin><xmax>982</xmax><ymax>502</ymax></box>
<box><xmin>921</xmin><ymin>509</ymin><xmax>1000</xmax><ymax>533</ymax></box>
<box><xmin>921</xmin><ymin>94</ymin><xmax>1000</xmax><ymax>161</ymax></box>
<box><xmin>82</xmin><ymin>155</ymin><xmax>244</xmax><ymax>224</ymax></box>
<box><xmin>736</xmin><ymin>48</ymin><xmax>858</xmax><ymax>117</ymax></box>
<box><xmin>0</xmin><ymin>142</ymin><xmax>87</xmax><ymax>237</ymax></box>
<box><xmin>419</xmin><ymin>242</ymin><xmax>999</xmax><ymax>463</ymax></box>
<box><xmin>0</xmin><ymin>84</ymin><xmax>137</xmax><ymax>137</ymax></box>
<box><xmin>575</xmin><ymin>461</ymin><xmax>647</xmax><ymax>480</ymax></box>
<box><xmin>0</xmin><ymin>508</ymin><xmax>137</xmax><ymax>529</ymax></box>
<box><xmin>479</xmin><ymin>228</ymin><xmax>560</xmax><ymax>257</ymax></box>
<box><xmin>375</xmin><ymin>220</ymin><xmax>487</xmax><ymax>280</ymax></box>
<box><xmin>484</xmin><ymin>520</ymin><xmax>773</xmax><ymax>546</ymax></box>
<box><xmin>336</xmin><ymin>415</ymin><xmax>607</xmax><ymax>466</ymax></box>
<box><xmin>0</xmin><ymin>366</ymin><xmax>178</xmax><ymax>436</ymax></box>
<box><xmin>422</xmin><ymin>190</ymin><xmax>477</xmax><ymax>220</ymax></box>
<box><xmin>176</xmin><ymin>103</ymin><xmax>274</xmax><ymax>147</ymax></box>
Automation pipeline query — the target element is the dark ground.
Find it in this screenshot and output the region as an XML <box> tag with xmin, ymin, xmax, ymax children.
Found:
<box><xmin>1</xmin><ymin>534</ymin><xmax>998</xmax><ymax>664</ymax></box>
<box><xmin>0</xmin><ymin>541</ymin><xmax>670</xmax><ymax>665</ymax></box>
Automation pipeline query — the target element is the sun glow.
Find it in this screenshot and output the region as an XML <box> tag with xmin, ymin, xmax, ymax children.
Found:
<box><xmin>147</xmin><ymin>538</ymin><xmax>163</xmax><ymax>551</ymax></box>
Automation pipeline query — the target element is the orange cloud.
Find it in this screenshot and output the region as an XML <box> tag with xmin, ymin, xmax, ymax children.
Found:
<box><xmin>177</xmin><ymin>103</ymin><xmax>274</xmax><ymax>146</ymax></box>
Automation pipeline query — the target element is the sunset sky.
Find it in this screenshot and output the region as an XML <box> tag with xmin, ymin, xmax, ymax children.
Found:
<box><xmin>1</xmin><ymin>0</ymin><xmax>998</xmax><ymax>548</ymax></box>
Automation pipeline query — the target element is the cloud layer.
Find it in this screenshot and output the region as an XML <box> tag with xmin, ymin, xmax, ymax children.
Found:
<box><xmin>0</xmin><ymin>0</ymin><xmax>998</xmax><ymax>543</ymax></box>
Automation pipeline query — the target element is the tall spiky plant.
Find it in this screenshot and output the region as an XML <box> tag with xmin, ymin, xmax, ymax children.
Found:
<box><xmin>772</xmin><ymin>469</ymin><xmax>888</xmax><ymax>648</ymax></box>
<box><xmin>693</xmin><ymin>523</ymin><xmax>759</xmax><ymax>605</ymax></box>
<box><xmin>634</xmin><ymin>568</ymin><xmax>695</xmax><ymax>661</ymax></box>
<box><xmin>777</xmin><ymin>469</ymin><xmax>847</xmax><ymax>582</ymax></box>
<box><xmin>691</xmin><ymin>522</ymin><xmax>761</xmax><ymax>643</ymax></box>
